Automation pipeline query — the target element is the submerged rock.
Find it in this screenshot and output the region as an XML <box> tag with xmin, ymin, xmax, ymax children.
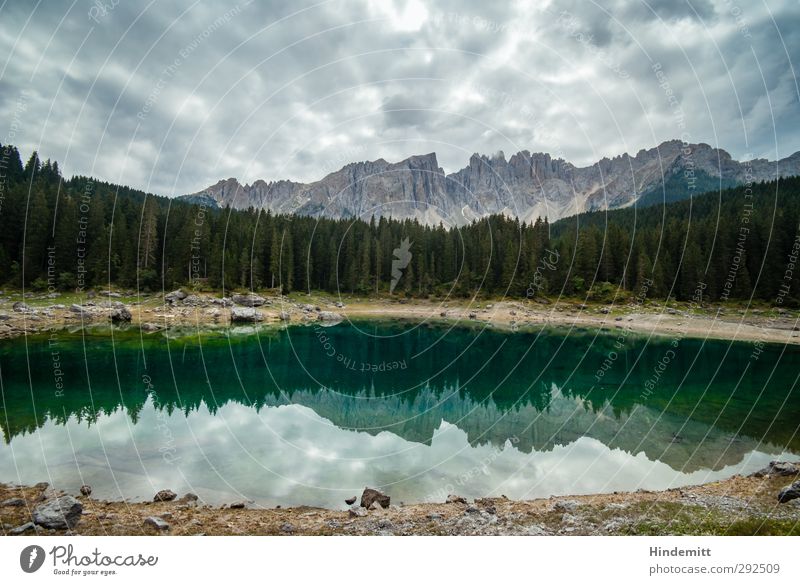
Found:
<box><xmin>33</xmin><ymin>495</ymin><xmax>82</xmax><ymax>529</ymax></box>
<box><xmin>317</xmin><ymin>311</ymin><xmax>343</xmax><ymax>322</ymax></box>
<box><xmin>360</xmin><ymin>487</ymin><xmax>390</xmax><ymax>509</ymax></box>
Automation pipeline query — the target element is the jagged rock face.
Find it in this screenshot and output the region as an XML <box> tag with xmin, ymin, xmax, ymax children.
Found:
<box><xmin>183</xmin><ymin>140</ymin><xmax>800</xmax><ymax>224</ymax></box>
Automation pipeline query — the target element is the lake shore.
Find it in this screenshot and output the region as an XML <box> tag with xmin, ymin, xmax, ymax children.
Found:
<box><xmin>2</xmin><ymin>464</ymin><xmax>798</xmax><ymax>535</ymax></box>
<box><xmin>1</xmin><ymin>290</ymin><xmax>799</xmax><ymax>346</ymax></box>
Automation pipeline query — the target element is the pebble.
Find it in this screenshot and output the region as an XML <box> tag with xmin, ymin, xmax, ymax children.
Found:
<box><xmin>143</xmin><ymin>516</ymin><xmax>170</xmax><ymax>531</ymax></box>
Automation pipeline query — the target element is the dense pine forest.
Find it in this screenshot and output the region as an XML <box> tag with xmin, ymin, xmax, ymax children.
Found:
<box><xmin>1</xmin><ymin>142</ymin><xmax>799</xmax><ymax>304</ymax></box>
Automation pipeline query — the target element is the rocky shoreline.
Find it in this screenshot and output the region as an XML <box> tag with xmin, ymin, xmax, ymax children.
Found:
<box><xmin>1</xmin><ymin>462</ymin><xmax>798</xmax><ymax>536</ymax></box>
<box><xmin>1</xmin><ymin>289</ymin><xmax>799</xmax><ymax>346</ymax></box>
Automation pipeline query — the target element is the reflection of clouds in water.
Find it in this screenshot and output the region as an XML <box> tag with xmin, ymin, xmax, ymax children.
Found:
<box><xmin>0</xmin><ymin>399</ymin><xmax>788</xmax><ymax>509</ymax></box>
<box><xmin>265</xmin><ymin>384</ymin><xmax>781</xmax><ymax>473</ymax></box>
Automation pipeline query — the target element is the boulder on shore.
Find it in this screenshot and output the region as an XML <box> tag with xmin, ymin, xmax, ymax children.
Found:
<box><xmin>110</xmin><ymin>306</ymin><xmax>132</xmax><ymax>323</ymax></box>
<box><xmin>231</xmin><ymin>293</ymin><xmax>266</xmax><ymax>307</ymax></box>
<box><xmin>181</xmin><ymin>294</ymin><xmax>208</xmax><ymax>307</ymax></box>
<box><xmin>349</xmin><ymin>505</ymin><xmax>367</xmax><ymax>518</ymax></box>
<box><xmin>751</xmin><ymin>461</ymin><xmax>799</xmax><ymax>478</ymax></box>
<box><xmin>360</xmin><ymin>487</ymin><xmax>390</xmax><ymax>509</ymax></box>
<box><xmin>446</xmin><ymin>494</ymin><xmax>467</xmax><ymax>504</ymax></box>
<box><xmin>778</xmin><ymin>481</ymin><xmax>800</xmax><ymax>503</ymax></box>
<box><xmin>79</xmin><ymin>485</ymin><xmax>92</xmax><ymax>496</ymax></box>
<box><xmin>231</xmin><ymin>307</ymin><xmax>264</xmax><ymax>323</ymax></box>
<box><xmin>153</xmin><ymin>489</ymin><xmax>177</xmax><ymax>502</ymax></box>
<box><xmin>164</xmin><ymin>290</ymin><xmax>187</xmax><ymax>304</ymax></box>
<box><xmin>32</xmin><ymin>495</ymin><xmax>82</xmax><ymax>529</ymax></box>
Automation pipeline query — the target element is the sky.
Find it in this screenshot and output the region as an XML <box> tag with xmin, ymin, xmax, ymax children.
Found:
<box><xmin>1</xmin><ymin>0</ymin><xmax>798</xmax><ymax>196</ymax></box>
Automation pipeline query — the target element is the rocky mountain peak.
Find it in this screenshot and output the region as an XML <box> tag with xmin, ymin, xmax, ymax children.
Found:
<box><xmin>182</xmin><ymin>141</ymin><xmax>800</xmax><ymax>224</ymax></box>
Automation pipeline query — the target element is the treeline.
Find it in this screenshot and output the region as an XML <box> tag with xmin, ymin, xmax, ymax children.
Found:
<box><xmin>1</xmin><ymin>142</ymin><xmax>799</xmax><ymax>304</ymax></box>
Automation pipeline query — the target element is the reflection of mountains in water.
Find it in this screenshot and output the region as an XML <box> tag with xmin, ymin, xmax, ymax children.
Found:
<box><xmin>2</xmin><ymin>324</ymin><xmax>798</xmax><ymax>472</ymax></box>
<box><xmin>263</xmin><ymin>384</ymin><xmax>777</xmax><ymax>473</ymax></box>
<box><xmin>0</xmin><ymin>375</ymin><xmax>780</xmax><ymax>473</ymax></box>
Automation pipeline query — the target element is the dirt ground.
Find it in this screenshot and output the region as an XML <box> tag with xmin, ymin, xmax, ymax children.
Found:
<box><xmin>2</xmin><ymin>290</ymin><xmax>799</xmax><ymax>346</ymax></box>
<box><xmin>2</xmin><ymin>467</ymin><xmax>799</xmax><ymax>536</ymax></box>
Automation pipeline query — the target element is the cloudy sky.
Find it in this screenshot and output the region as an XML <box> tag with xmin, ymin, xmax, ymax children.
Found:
<box><xmin>1</xmin><ymin>0</ymin><xmax>798</xmax><ymax>196</ymax></box>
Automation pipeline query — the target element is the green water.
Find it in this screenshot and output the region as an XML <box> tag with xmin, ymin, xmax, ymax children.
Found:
<box><xmin>0</xmin><ymin>321</ymin><xmax>798</xmax><ymax>508</ymax></box>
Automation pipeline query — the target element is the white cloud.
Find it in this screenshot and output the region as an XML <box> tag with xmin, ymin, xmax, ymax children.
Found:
<box><xmin>0</xmin><ymin>0</ymin><xmax>797</xmax><ymax>194</ymax></box>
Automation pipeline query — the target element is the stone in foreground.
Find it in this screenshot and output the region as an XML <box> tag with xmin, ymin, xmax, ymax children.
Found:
<box><xmin>751</xmin><ymin>461</ymin><xmax>799</xmax><ymax>478</ymax></box>
<box><xmin>10</xmin><ymin>522</ymin><xmax>36</xmax><ymax>534</ymax></box>
<box><xmin>360</xmin><ymin>487</ymin><xmax>390</xmax><ymax>509</ymax></box>
<box><xmin>446</xmin><ymin>494</ymin><xmax>467</xmax><ymax>504</ymax></box>
<box><xmin>348</xmin><ymin>505</ymin><xmax>367</xmax><ymax>518</ymax></box>
<box><xmin>32</xmin><ymin>495</ymin><xmax>83</xmax><ymax>529</ymax></box>
<box><xmin>777</xmin><ymin>481</ymin><xmax>800</xmax><ymax>503</ymax></box>
<box><xmin>153</xmin><ymin>489</ymin><xmax>177</xmax><ymax>502</ymax></box>
<box><xmin>144</xmin><ymin>516</ymin><xmax>170</xmax><ymax>531</ymax></box>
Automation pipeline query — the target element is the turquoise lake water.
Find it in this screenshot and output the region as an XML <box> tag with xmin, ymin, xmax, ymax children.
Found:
<box><xmin>1</xmin><ymin>321</ymin><xmax>797</xmax><ymax>508</ymax></box>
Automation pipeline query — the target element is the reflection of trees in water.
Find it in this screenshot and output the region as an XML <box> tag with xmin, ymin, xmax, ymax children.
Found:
<box><xmin>1</xmin><ymin>324</ymin><xmax>798</xmax><ymax>469</ymax></box>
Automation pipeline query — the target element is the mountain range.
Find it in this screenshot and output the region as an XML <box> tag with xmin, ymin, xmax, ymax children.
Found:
<box><xmin>181</xmin><ymin>140</ymin><xmax>800</xmax><ymax>225</ymax></box>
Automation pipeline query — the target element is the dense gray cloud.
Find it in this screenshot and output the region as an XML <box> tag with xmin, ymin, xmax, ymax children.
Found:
<box><xmin>0</xmin><ymin>0</ymin><xmax>798</xmax><ymax>196</ymax></box>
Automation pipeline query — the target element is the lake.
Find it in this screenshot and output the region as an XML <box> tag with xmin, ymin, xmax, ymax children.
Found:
<box><xmin>1</xmin><ymin>320</ymin><xmax>798</xmax><ymax>508</ymax></box>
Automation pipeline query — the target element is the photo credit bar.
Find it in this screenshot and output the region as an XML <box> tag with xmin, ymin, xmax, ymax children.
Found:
<box><xmin>0</xmin><ymin>536</ymin><xmax>795</xmax><ymax>583</ymax></box>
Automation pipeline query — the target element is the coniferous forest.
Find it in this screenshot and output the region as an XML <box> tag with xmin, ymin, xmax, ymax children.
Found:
<box><xmin>1</xmin><ymin>142</ymin><xmax>799</xmax><ymax>304</ymax></box>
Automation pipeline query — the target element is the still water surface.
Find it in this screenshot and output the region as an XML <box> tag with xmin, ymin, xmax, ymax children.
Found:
<box><xmin>0</xmin><ymin>321</ymin><xmax>797</xmax><ymax>508</ymax></box>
